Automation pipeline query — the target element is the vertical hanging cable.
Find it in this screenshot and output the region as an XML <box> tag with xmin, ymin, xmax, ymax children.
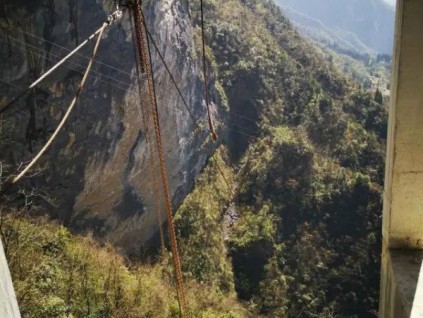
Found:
<box><xmin>130</xmin><ymin>8</ymin><xmax>166</xmax><ymax>259</ymax></box>
<box><xmin>200</xmin><ymin>0</ymin><xmax>217</xmax><ymax>141</ymax></box>
<box><xmin>132</xmin><ymin>1</ymin><xmax>188</xmax><ymax>316</ymax></box>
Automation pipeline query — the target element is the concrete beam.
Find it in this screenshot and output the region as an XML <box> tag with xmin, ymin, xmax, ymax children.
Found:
<box><xmin>380</xmin><ymin>0</ymin><xmax>423</xmax><ymax>316</ymax></box>
<box><xmin>0</xmin><ymin>239</ymin><xmax>21</xmax><ymax>318</ymax></box>
<box><xmin>382</xmin><ymin>0</ymin><xmax>423</xmax><ymax>250</ymax></box>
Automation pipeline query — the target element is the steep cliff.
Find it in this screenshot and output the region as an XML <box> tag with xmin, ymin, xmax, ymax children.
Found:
<box><xmin>1</xmin><ymin>0</ymin><xmax>388</xmax><ymax>316</ymax></box>
<box><xmin>0</xmin><ymin>0</ymin><xmax>218</xmax><ymax>253</ymax></box>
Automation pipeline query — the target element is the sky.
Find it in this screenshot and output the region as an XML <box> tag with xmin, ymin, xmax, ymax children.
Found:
<box><xmin>382</xmin><ymin>0</ymin><xmax>396</xmax><ymax>7</ymax></box>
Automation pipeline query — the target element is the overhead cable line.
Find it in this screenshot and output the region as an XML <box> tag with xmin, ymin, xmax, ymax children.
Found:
<box><xmin>3</xmin><ymin>34</ymin><xmax>260</xmax><ymax>128</ymax></box>
<box><xmin>2</xmin><ymin>56</ymin><xmax>262</xmax><ymax>134</ymax></box>
<box><xmin>139</xmin><ymin>13</ymin><xmax>199</xmax><ymax>129</ymax></box>
<box><xmin>0</xmin><ymin>30</ymin><xmax>259</xmax><ymax>143</ymax></box>
<box><xmin>221</xmin><ymin>123</ymin><xmax>258</xmax><ymax>140</ymax></box>
<box><xmin>0</xmin><ymin>9</ymin><xmax>122</xmax><ymax>195</ymax></box>
<box><xmin>0</xmin><ymin>79</ymin><xmax>50</xmax><ymax>105</ymax></box>
<box><xmin>227</xmin><ymin>110</ymin><xmax>263</xmax><ymax>124</ymax></box>
<box><xmin>129</xmin><ymin>26</ymin><xmax>263</xmax><ymax>129</ymax></box>
<box><xmin>138</xmin><ymin>5</ymin><xmax>241</xmax><ymax>198</ymax></box>
<box><xmin>0</xmin><ymin>36</ymin><xmax>131</xmax><ymax>93</ymax></box>
<box><xmin>5</xmin><ymin>33</ymin><xmax>262</xmax><ymax>130</ymax></box>
<box><xmin>0</xmin><ymin>22</ymin><xmax>132</xmax><ymax>77</ymax></box>
<box><xmin>227</xmin><ymin>121</ymin><xmax>262</xmax><ymax>136</ymax></box>
<box><xmin>0</xmin><ymin>10</ymin><xmax>123</xmax><ymax>115</ymax></box>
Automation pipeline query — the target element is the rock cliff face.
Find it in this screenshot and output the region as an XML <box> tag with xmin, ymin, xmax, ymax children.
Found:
<box><xmin>0</xmin><ymin>0</ymin><xmax>217</xmax><ymax>253</ymax></box>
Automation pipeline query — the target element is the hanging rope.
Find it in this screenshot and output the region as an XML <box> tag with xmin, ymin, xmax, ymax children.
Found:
<box><xmin>140</xmin><ymin>6</ymin><xmax>234</xmax><ymax>198</ymax></box>
<box><xmin>132</xmin><ymin>1</ymin><xmax>188</xmax><ymax>316</ymax></box>
<box><xmin>0</xmin><ymin>10</ymin><xmax>122</xmax><ymax>115</ymax></box>
<box><xmin>11</xmin><ymin>25</ymin><xmax>106</xmax><ymax>185</ymax></box>
<box><xmin>0</xmin><ymin>11</ymin><xmax>122</xmax><ymax>196</ymax></box>
<box><xmin>139</xmin><ymin>12</ymin><xmax>198</xmax><ymax>127</ymax></box>
<box><xmin>199</xmin><ymin>0</ymin><xmax>234</xmax><ymax>196</ymax></box>
<box><xmin>200</xmin><ymin>0</ymin><xmax>217</xmax><ymax>141</ymax></box>
<box><xmin>130</xmin><ymin>7</ymin><xmax>166</xmax><ymax>259</ymax></box>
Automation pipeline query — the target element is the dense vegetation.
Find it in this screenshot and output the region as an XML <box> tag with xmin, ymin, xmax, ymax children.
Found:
<box><xmin>1</xmin><ymin>0</ymin><xmax>388</xmax><ymax>317</ymax></box>
<box><xmin>0</xmin><ymin>205</ymin><xmax>246</xmax><ymax>317</ymax></box>
<box><xmin>316</xmin><ymin>45</ymin><xmax>391</xmax><ymax>96</ymax></box>
<box><xmin>183</xmin><ymin>0</ymin><xmax>387</xmax><ymax>316</ymax></box>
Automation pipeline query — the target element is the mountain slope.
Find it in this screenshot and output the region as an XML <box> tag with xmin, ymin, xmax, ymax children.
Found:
<box><xmin>178</xmin><ymin>0</ymin><xmax>386</xmax><ymax>316</ymax></box>
<box><xmin>275</xmin><ymin>0</ymin><xmax>395</xmax><ymax>54</ymax></box>
<box><xmin>1</xmin><ymin>0</ymin><xmax>387</xmax><ymax>317</ymax></box>
<box><xmin>0</xmin><ymin>212</ymin><xmax>247</xmax><ymax>317</ymax></box>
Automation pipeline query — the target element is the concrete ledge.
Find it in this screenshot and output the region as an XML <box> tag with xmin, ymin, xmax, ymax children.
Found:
<box><xmin>380</xmin><ymin>249</ymin><xmax>423</xmax><ymax>317</ymax></box>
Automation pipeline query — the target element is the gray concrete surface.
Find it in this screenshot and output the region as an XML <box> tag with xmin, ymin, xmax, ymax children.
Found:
<box><xmin>382</xmin><ymin>0</ymin><xmax>423</xmax><ymax>250</ymax></box>
<box><xmin>0</xmin><ymin>239</ymin><xmax>21</xmax><ymax>318</ymax></box>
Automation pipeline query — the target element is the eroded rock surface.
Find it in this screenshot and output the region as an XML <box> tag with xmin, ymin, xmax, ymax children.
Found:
<box><xmin>0</xmin><ymin>0</ymin><xmax>217</xmax><ymax>253</ymax></box>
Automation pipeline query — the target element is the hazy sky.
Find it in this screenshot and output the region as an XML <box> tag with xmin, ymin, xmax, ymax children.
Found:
<box><xmin>382</xmin><ymin>0</ymin><xmax>396</xmax><ymax>7</ymax></box>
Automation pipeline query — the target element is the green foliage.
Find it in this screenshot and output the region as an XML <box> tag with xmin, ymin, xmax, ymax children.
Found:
<box><xmin>175</xmin><ymin>148</ymin><xmax>235</xmax><ymax>292</ymax></box>
<box><xmin>215</xmin><ymin>80</ymin><xmax>229</xmax><ymax>111</ymax></box>
<box><xmin>229</xmin><ymin>206</ymin><xmax>276</xmax><ymax>250</ymax></box>
<box><xmin>0</xmin><ymin>212</ymin><xmax>248</xmax><ymax>317</ymax></box>
<box><xmin>374</xmin><ymin>88</ymin><xmax>383</xmax><ymax>105</ymax></box>
<box><xmin>238</xmin><ymin>126</ymin><xmax>314</xmax><ymax>213</ymax></box>
<box><xmin>256</xmin><ymin>251</ymin><xmax>289</xmax><ymax>317</ymax></box>
<box><xmin>186</xmin><ymin>1</ymin><xmax>386</xmax><ymax>315</ymax></box>
<box><xmin>343</xmin><ymin>90</ymin><xmax>388</xmax><ymax>139</ymax></box>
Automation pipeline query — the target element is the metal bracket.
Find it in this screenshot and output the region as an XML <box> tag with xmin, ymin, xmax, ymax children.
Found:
<box><xmin>107</xmin><ymin>8</ymin><xmax>123</xmax><ymax>24</ymax></box>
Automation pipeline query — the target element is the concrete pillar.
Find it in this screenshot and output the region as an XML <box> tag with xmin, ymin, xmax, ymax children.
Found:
<box><xmin>382</xmin><ymin>0</ymin><xmax>423</xmax><ymax>250</ymax></box>
<box><xmin>0</xmin><ymin>239</ymin><xmax>21</xmax><ymax>318</ymax></box>
<box><xmin>380</xmin><ymin>0</ymin><xmax>423</xmax><ymax>316</ymax></box>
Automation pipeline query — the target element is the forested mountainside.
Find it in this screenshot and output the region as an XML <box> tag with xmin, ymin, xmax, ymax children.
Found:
<box><xmin>0</xmin><ymin>0</ymin><xmax>387</xmax><ymax>317</ymax></box>
<box><xmin>315</xmin><ymin>47</ymin><xmax>392</xmax><ymax>98</ymax></box>
<box><xmin>178</xmin><ymin>0</ymin><xmax>386</xmax><ymax>316</ymax></box>
<box><xmin>274</xmin><ymin>0</ymin><xmax>394</xmax><ymax>97</ymax></box>
<box><xmin>275</xmin><ymin>0</ymin><xmax>395</xmax><ymax>54</ymax></box>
